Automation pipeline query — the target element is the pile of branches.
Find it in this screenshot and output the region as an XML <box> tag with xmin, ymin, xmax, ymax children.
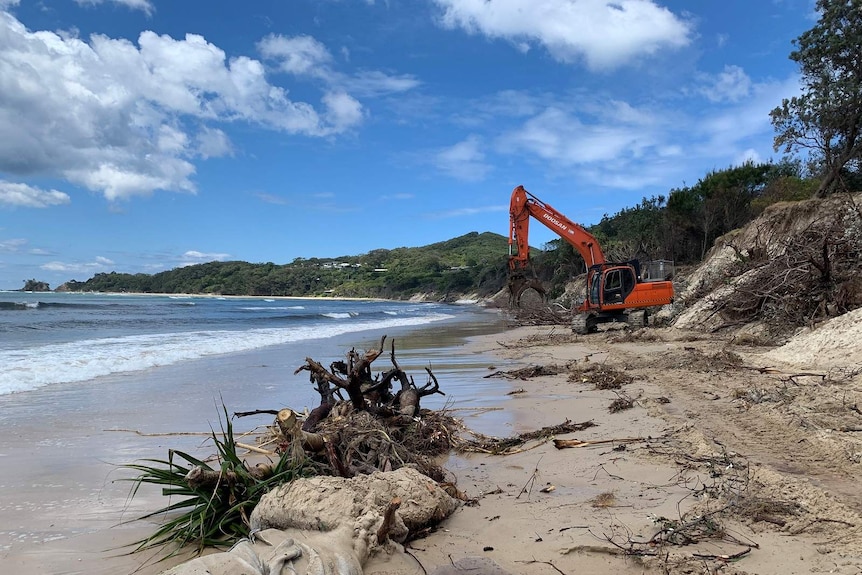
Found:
<box><xmin>507</xmin><ymin>305</ymin><xmax>572</xmax><ymax>327</ymax></box>
<box><xmin>296</xmin><ymin>336</ymin><xmax>445</xmax><ymax>421</ymax></box>
<box><xmin>568</xmin><ymin>363</ymin><xmax>634</xmax><ymax>390</ymax></box>
<box><xmin>712</xmin><ymin>202</ymin><xmax>862</xmax><ymax>335</ymax></box>
<box><xmin>270</xmin><ymin>335</ymin><xmax>459</xmax><ymax>481</ymax></box>
<box><xmin>123</xmin><ymin>336</ymin><xmax>465</xmax><ymax>557</ymax></box>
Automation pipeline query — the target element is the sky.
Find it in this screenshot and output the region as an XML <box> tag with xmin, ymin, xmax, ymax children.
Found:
<box><xmin>0</xmin><ymin>0</ymin><xmax>817</xmax><ymax>290</ymax></box>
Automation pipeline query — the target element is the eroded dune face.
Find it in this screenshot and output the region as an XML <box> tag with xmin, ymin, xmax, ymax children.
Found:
<box><xmin>160</xmin><ymin>467</ymin><xmax>459</xmax><ymax>575</ymax></box>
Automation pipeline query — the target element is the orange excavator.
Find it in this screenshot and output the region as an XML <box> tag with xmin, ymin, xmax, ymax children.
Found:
<box><xmin>508</xmin><ymin>185</ymin><xmax>674</xmax><ymax>334</ymax></box>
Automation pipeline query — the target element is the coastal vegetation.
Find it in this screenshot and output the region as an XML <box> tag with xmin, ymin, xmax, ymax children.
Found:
<box><xmin>61</xmin><ymin>231</ymin><xmax>513</xmax><ymax>300</ymax></box>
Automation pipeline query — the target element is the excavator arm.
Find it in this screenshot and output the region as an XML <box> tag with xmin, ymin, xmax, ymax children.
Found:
<box><xmin>508</xmin><ymin>185</ymin><xmax>605</xmax><ymax>271</ymax></box>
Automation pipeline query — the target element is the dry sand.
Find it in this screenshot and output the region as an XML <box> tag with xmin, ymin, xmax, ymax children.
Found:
<box><xmin>362</xmin><ymin>324</ymin><xmax>862</xmax><ymax>575</ymax></box>
<box><xmin>4</xmin><ymin>322</ymin><xmax>861</xmax><ymax>575</ymax></box>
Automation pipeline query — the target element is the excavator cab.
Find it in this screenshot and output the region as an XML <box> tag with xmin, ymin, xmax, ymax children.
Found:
<box><xmin>586</xmin><ymin>264</ymin><xmax>637</xmax><ymax>308</ymax></box>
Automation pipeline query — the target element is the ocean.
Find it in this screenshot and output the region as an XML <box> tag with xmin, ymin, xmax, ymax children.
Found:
<box><xmin>0</xmin><ymin>291</ymin><xmax>503</xmax><ymax>397</ymax></box>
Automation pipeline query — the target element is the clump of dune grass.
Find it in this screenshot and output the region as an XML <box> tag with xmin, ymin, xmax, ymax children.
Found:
<box><xmin>120</xmin><ymin>405</ymin><xmax>312</xmax><ymax>558</ymax></box>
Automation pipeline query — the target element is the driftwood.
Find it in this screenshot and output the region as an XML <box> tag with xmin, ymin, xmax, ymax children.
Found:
<box><xmin>295</xmin><ymin>336</ymin><xmax>445</xmax><ymax>429</ymax></box>
<box><xmin>376</xmin><ymin>497</ymin><xmax>402</xmax><ymax>543</ymax></box>
<box><xmin>185</xmin><ymin>463</ymin><xmax>274</xmax><ymax>490</ymax></box>
<box><xmin>276</xmin><ymin>408</ymin><xmax>326</xmax><ymax>452</ymax></box>
<box><xmin>232</xmin><ymin>336</ymin><xmax>460</xmax><ymax>480</ymax></box>
<box><xmin>554</xmin><ymin>437</ymin><xmax>645</xmax><ymax>449</ymax></box>
<box><xmin>458</xmin><ymin>420</ymin><xmax>596</xmax><ymax>455</ymax></box>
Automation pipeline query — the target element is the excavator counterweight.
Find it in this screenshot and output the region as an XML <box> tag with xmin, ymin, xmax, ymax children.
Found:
<box><xmin>508</xmin><ymin>185</ymin><xmax>674</xmax><ymax>334</ymax></box>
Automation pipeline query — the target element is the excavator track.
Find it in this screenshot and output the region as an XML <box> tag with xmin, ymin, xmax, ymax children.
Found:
<box><xmin>572</xmin><ymin>314</ymin><xmax>596</xmax><ymax>335</ymax></box>
<box><xmin>626</xmin><ymin>310</ymin><xmax>647</xmax><ymax>329</ymax></box>
<box><xmin>572</xmin><ymin>314</ymin><xmax>587</xmax><ymax>335</ymax></box>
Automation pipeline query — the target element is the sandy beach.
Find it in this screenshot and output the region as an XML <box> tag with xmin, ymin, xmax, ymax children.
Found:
<box><xmin>4</xmin><ymin>320</ymin><xmax>861</xmax><ymax>575</ymax></box>
<box><xmin>365</xmin><ymin>324</ymin><xmax>862</xmax><ymax>575</ymax></box>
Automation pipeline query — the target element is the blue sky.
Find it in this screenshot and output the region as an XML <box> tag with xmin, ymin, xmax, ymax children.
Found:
<box><xmin>0</xmin><ymin>0</ymin><xmax>815</xmax><ymax>290</ymax></box>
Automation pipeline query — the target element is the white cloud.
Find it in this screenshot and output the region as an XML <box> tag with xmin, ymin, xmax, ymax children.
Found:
<box><xmin>492</xmin><ymin>75</ymin><xmax>800</xmax><ymax>190</ymax></box>
<box><xmin>75</xmin><ymin>0</ymin><xmax>155</xmax><ymax>16</ymax></box>
<box><xmin>432</xmin><ymin>204</ymin><xmax>508</xmax><ymax>218</ymax></box>
<box><xmin>257</xmin><ymin>34</ymin><xmax>332</xmax><ymax>76</ymax></box>
<box><xmin>379</xmin><ymin>192</ymin><xmax>414</xmax><ymax>200</ymax></box>
<box><xmin>41</xmin><ymin>258</ymin><xmax>113</xmax><ymax>273</ymax></box>
<box><xmin>75</xmin><ymin>0</ymin><xmax>154</xmax><ymax>15</ymax></box>
<box><xmin>735</xmin><ymin>148</ymin><xmax>762</xmax><ymax>164</ymax></box>
<box><xmin>0</xmin><ymin>180</ymin><xmax>71</xmax><ymax>208</ymax></box>
<box><xmin>255</xmin><ymin>192</ymin><xmax>290</xmax><ymax>205</ymax></box>
<box><xmin>433</xmin><ymin>0</ymin><xmax>692</xmax><ymax>70</ymax></box>
<box><xmin>346</xmin><ymin>70</ymin><xmax>421</xmax><ymax>97</ymax></box>
<box><xmin>500</xmin><ymin>106</ymin><xmax>657</xmax><ymax>165</ymax></box>
<box><xmin>258</xmin><ymin>33</ymin><xmax>420</xmax><ymax>96</ymax></box>
<box><xmin>181</xmin><ymin>250</ymin><xmax>230</xmax><ymax>264</ymax></box>
<box><xmin>95</xmin><ymin>256</ymin><xmax>114</xmax><ymax>265</ymax></box>
<box><xmin>699</xmin><ymin>65</ymin><xmax>753</xmax><ymax>103</ymax></box>
<box><xmin>0</xmin><ymin>238</ymin><xmax>26</xmax><ymax>252</ymax></box>
<box><xmin>195</xmin><ymin>127</ymin><xmax>233</xmax><ymax>159</ymax></box>
<box><xmin>323</xmin><ymin>91</ymin><xmax>365</xmax><ymax>131</ymax></box>
<box><xmin>0</xmin><ymin>12</ymin><xmax>363</xmax><ymax>201</ymax></box>
<box><xmin>434</xmin><ymin>135</ymin><xmax>491</xmax><ymax>181</ymax></box>
<box><xmin>696</xmin><ymin>75</ymin><xmax>800</xmax><ymax>155</ymax></box>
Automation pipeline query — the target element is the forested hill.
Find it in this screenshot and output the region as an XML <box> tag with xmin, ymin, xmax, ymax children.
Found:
<box><xmin>59</xmin><ymin>232</ymin><xmax>512</xmax><ymax>301</ymax></box>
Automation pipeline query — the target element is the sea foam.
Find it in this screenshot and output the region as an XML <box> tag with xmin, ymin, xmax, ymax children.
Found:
<box><xmin>0</xmin><ymin>313</ymin><xmax>453</xmax><ymax>396</ymax></box>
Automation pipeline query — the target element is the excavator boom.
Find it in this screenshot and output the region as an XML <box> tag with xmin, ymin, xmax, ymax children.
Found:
<box><xmin>509</xmin><ymin>185</ymin><xmax>605</xmax><ymax>270</ymax></box>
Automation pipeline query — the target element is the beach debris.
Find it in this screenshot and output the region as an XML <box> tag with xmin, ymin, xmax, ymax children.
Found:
<box><xmin>120</xmin><ymin>405</ymin><xmax>314</xmax><ymax>557</ymax></box>
<box><xmin>589</xmin><ymin>491</ymin><xmax>616</xmax><ymax>508</ymax></box>
<box><xmin>229</xmin><ymin>335</ymin><xmax>464</xmax><ymax>481</ymax></box>
<box><xmin>484</xmin><ymin>362</ymin><xmax>575</xmax><ymax>380</ymax></box>
<box><xmin>123</xmin><ymin>335</ymin><xmax>469</xmax><ymax>571</ymax></box>
<box><xmin>457</xmin><ymin>419</ymin><xmax>596</xmax><ymax>455</ymax></box>
<box><xmin>567</xmin><ymin>363</ymin><xmax>633</xmax><ymax>389</ymax></box>
<box><xmin>608</xmin><ymin>393</ymin><xmax>635</xmax><ymax>413</ymax></box>
<box><xmin>251</xmin><ymin>466</ymin><xmax>457</xmax><ymax>542</ymax></box>
<box><xmin>553</xmin><ymin>437</ymin><xmax>645</xmax><ymax>450</ymax></box>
